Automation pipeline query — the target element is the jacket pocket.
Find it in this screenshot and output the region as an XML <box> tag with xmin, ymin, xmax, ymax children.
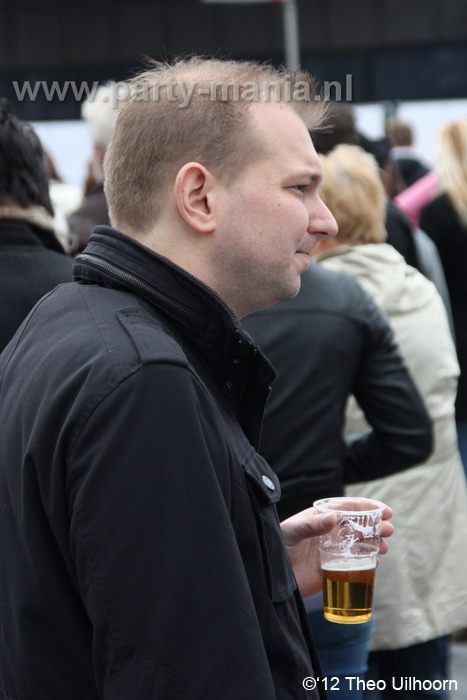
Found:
<box><xmin>242</xmin><ymin>450</ymin><xmax>297</xmax><ymax>603</ymax></box>
<box><xmin>104</xmin><ymin>659</ymin><xmax>185</xmax><ymax>700</ymax></box>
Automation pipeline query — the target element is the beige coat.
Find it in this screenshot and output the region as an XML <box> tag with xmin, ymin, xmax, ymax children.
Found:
<box><xmin>318</xmin><ymin>243</ymin><xmax>467</xmax><ymax>650</ymax></box>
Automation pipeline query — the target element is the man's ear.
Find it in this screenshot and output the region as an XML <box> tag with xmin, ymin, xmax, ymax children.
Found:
<box><xmin>174</xmin><ymin>162</ymin><xmax>217</xmax><ymax>233</ymax></box>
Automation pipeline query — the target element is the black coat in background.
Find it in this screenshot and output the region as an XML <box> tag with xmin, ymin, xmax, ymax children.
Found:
<box><xmin>243</xmin><ymin>263</ymin><xmax>432</xmax><ymax>521</ymax></box>
<box><xmin>385</xmin><ymin>201</ymin><xmax>419</xmax><ymax>269</ymax></box>
<box><xmin>0</xmin><ymin>218</ymin><xmax>73</xmax><ymax>352</ymax></box>
<box><xmin>68</xmin><ymin>182</ymin><xmax>110</xmax><ymax>254</ymax></box>
<box><xmin>420</xmin><ymin>193</ymin><xmax>467</xmax><ymax>420</ymax></box>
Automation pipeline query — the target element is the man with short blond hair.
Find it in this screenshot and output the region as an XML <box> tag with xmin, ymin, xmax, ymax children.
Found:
<box><xmin>104</xmin><ymin>57</ymin><xmax>328</xmax><ymax>235</ymax></box>
<box><xmin>0</xmin><ymin>57</ymin><xmax>392</xmax><ymax>699</ymax></box>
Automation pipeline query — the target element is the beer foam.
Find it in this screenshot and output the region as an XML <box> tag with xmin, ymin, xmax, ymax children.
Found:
<box><xmin>322</xmin><ymin>557</ymin><xmax>376</xmax><ymax>572</ymax></box>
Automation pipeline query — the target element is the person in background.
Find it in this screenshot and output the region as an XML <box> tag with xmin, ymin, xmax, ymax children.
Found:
<box><xmin>68</xmin><ymin>82</ymin><xmax>124</xmax><ymax>254</ymax></box>
<box><xmin>388</xmin><ymin>120</ymin><xmax>429</xmax><ymax>189</ymax></box>
<box><xmin>310</xmin><ymin>103</ymin><xmax>358</xmax><ymax>154</ymax></box>
<box><xmin>313</xmin><ymin>105</ymin><xmax>452</xmax><ymax>325</ymax></box>
<box><xmin>315</xmin><ymin>144</ymin><xmax>467</xmax><ymax>700</ymax></box>
<box><xmin>394</xmin><ymin>170</ymin><xmax>438</xmax><ymax>229</ymax></box>
<box><xmin>420</xmin><ymin>118</ymin><xmax>467</xmax><ymax>476</ymax></box>
<box><xmin>43</xmin><ymin>149</ymin><xmax>82</xmax><ymax>253</ymax></box>
<box><xmin>365</xmin><ymin>137</ymin><xmax>453</xmax><ymax>330</ymax></box>
<box><xmin>361</xmin><ymin>135</ymin><xmax>422</xmax><ymax>267</ymax></box>
<box><xmin>312</xmin><ymin>104</ymin><xmax>419</xmax><ymax>270</ymax></box>
<box><xmin>242</xmin><ymin>260</ymin><xmax>432</xmax><ymax>700</ymax></box>
<box><xmin>0</xmin><ymin>98</ymin><xmax>73</xmax><ymax>353</ymax></box>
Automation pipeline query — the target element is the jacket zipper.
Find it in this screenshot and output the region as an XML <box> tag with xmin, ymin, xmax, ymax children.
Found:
<box><xmin>76</xmin><ymin>252</ymin><xmax>194</xmax><ymax>324</ymax></box>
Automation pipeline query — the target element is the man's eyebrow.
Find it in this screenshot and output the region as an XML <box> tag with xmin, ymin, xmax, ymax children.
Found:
<box><xmin>288</xmin><ymin>171</ymin><xmax>323</xmax><ymax>184</ymax></box>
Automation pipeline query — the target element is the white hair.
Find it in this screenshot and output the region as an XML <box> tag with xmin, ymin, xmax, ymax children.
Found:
<box><xmin>81</xmin><ymin>82</ymin><xmax>126</xmax><ymax>149</ymax></box>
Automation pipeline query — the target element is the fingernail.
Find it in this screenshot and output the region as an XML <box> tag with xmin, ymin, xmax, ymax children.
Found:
<box><xmin>321</xmin><ymin>513</ymin><xmax>334</xmax><ymax>527</ymax></box>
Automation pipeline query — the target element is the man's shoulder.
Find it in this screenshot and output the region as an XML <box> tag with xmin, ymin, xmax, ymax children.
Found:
<box><xmin>2</xmin><ymin>282</ymin><xmax>190</xmax><ymax>385</ymax></box>
<box><xmin>0</xmin><ymin>283</ymin><xmax>213</xmax><ymax>473</ymax></box>
<box><xmin>75</xmin><ymin>283</ymin><xmax>189</xmax><ymax>370</ymax></box>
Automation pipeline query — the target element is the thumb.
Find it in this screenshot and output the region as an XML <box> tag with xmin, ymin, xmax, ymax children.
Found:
<box><xmin>320</xmin><ymin>512</ymin><xmax>336</xmax><ymax>531</ymax></box>
<box><xmin>281</xmin><ymin>508</ymin><xmax>337</xmax><ymax>546</ymax></box>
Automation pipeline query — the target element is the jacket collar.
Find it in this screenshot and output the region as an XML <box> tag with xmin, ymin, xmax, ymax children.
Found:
<box><xmin>0</xmin><ymin>203</ymin><xmax>55</xmax><ymax>232</ymax></box>
<box><xmin>0</xmin><ymin>218</ymin><xmax>66</xmax><ymax>254</ymax></box>
<box><xmin>73</xmin><ymin>226</ymin><xmax>276</xmax><ymax>448</ymax></box>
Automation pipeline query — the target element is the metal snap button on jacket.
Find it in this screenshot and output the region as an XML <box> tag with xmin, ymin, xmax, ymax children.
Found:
<box><xmin>262</xmin><ymin>475</ymin><xmax>275</xmax><ymax>491</ymax></box>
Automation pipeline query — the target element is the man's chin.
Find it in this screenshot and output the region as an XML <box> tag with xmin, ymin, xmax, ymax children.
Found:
<box><xmin>289</xmin><ymin>277</ymin><xmax>302</xmax><ymax>299</ymax></box>
<box><xmin>246</xmin><ymin>273</ymin><xmax>302</xmax><ymax>316</ymax></box>
<box><xmin>280</xmin><ymin>275</ymin><xmax>302</xmax><ymax>303</ymax></box>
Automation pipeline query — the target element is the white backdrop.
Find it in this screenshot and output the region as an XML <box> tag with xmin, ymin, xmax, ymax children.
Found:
<box><xmin>354</xmin><ymin>98</ymin><xmax>467</xmax><ymax>167</ymax></box>
<box><xmin>33</xmin><ymin>120</ymin><xmax>92</xmax><ymax>190</ymax></box>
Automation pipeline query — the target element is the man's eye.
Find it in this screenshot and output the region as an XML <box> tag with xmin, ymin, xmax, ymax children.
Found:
<box><xmin>292</xmin><ymin>184</ymin><xmax>307</xmax><ymax>193</ymax></box>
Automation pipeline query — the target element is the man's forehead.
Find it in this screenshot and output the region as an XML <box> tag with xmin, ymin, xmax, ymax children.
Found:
<box><xmin>249</xmin><ymin>100</ymin><xmax>310</xmax><ymax>139</ymax></box>
<box><xmin>248</xmin><ymin>101</ymin><xmax>321</xmax><ymax>173</ymax></box>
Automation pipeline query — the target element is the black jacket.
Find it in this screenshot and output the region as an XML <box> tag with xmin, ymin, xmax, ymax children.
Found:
<box><xmin>385</xmin><ymin>201</ymin><xmax>420</xmax><ymax>270</ymax></box>
<box><xmin>0</xmin><ymin>227</ymin><xmax>323</xmax><ymax>700</ymax></box>
<box><xmin>242</xmin><ymin>264</ymin><xmax>432</xmax><ymax>521</ymax></box>
<box><xmin>0</xmin><ymin>218</ymin><xmax>73</xmax><ymax>352</ymax></box>
<box><xmin>395</xmin><ymin>157</ymin><xmax>429</xmax><ymax>189</ymax></box>
<box><xmin>420</xmin><ymin>193</ymin><xmax>467</xmax><ymax>420</ymax></box>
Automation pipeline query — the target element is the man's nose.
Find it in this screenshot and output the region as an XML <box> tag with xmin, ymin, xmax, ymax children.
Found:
<box><xmin>308</xmin><ymin>198</ymin><xmax>338</xmax><ymax>238</ymax></box>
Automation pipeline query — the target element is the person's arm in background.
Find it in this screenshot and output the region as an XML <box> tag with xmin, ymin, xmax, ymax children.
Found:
<box><xmin>343</xmin><ymin>289</ymin><xmax>433</xmax><ymax>484</ymax></box>
<box><xmin>385</xmin><ymin>201</ymin><xmax>420</xmax><ymax>269</ymax></box>
<box><xmin>394</xmin><ymin>171</ymin><xmax>438</xmax><ymax>230</ymax></box>
<box><xmin>412</xmin><ymin>227</ymin><xmax>455</xmax><ymax>339</ymax></box>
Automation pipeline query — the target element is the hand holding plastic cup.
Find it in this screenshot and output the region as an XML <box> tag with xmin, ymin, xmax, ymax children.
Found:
<box><xmin>313</xmin><ymin>497</ymin><xmax>386</xmax><ymax>624</ymax></box>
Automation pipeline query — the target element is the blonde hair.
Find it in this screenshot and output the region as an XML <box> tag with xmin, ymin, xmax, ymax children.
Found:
<box><xmin>319</xmin><ymin>144</ymin><xmax>387</xmax><ymax>245</ymax></box>
<box><xmin>434</xmin><ymin>118</ymin><xmax>467</xmax><ymax>227</ymax></box>
<box><xmin>104</xmin><ymin>56</ymin><xmax>327</xmax><ymax>234</ymax></box>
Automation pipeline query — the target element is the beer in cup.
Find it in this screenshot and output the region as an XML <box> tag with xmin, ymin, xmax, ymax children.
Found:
<box><xmin>313</xmin><ymin>497</ymin><xmax>385</xmax><ymax>624</ymax></box>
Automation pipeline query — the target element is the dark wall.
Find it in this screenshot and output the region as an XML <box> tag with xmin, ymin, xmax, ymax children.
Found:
<box><xmin>2</xmin><ymin>0</ymin><xmax>467</xmax><ymax>120</ymax></box>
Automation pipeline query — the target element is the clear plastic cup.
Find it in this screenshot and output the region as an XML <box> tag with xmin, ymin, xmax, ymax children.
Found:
<box><xmin>313</xmin><ymin>497</ymin><xmax>386</xmax><ymax>624</ymax></box>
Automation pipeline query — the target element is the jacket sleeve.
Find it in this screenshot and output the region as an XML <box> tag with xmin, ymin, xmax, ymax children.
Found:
<box><xmin>419</xmin><ymin>200</ymin><xmax>442</xmax><ymax>245</ymax></box>
<box><xmin>343</xmin><ymin>292</ymin><xmax>433</xmax><ymax>484</ymax></box>
<box><xmin>67</xmin><ymin>362</ymin><xmax>276</xmax><ymax>700</ymax></box>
